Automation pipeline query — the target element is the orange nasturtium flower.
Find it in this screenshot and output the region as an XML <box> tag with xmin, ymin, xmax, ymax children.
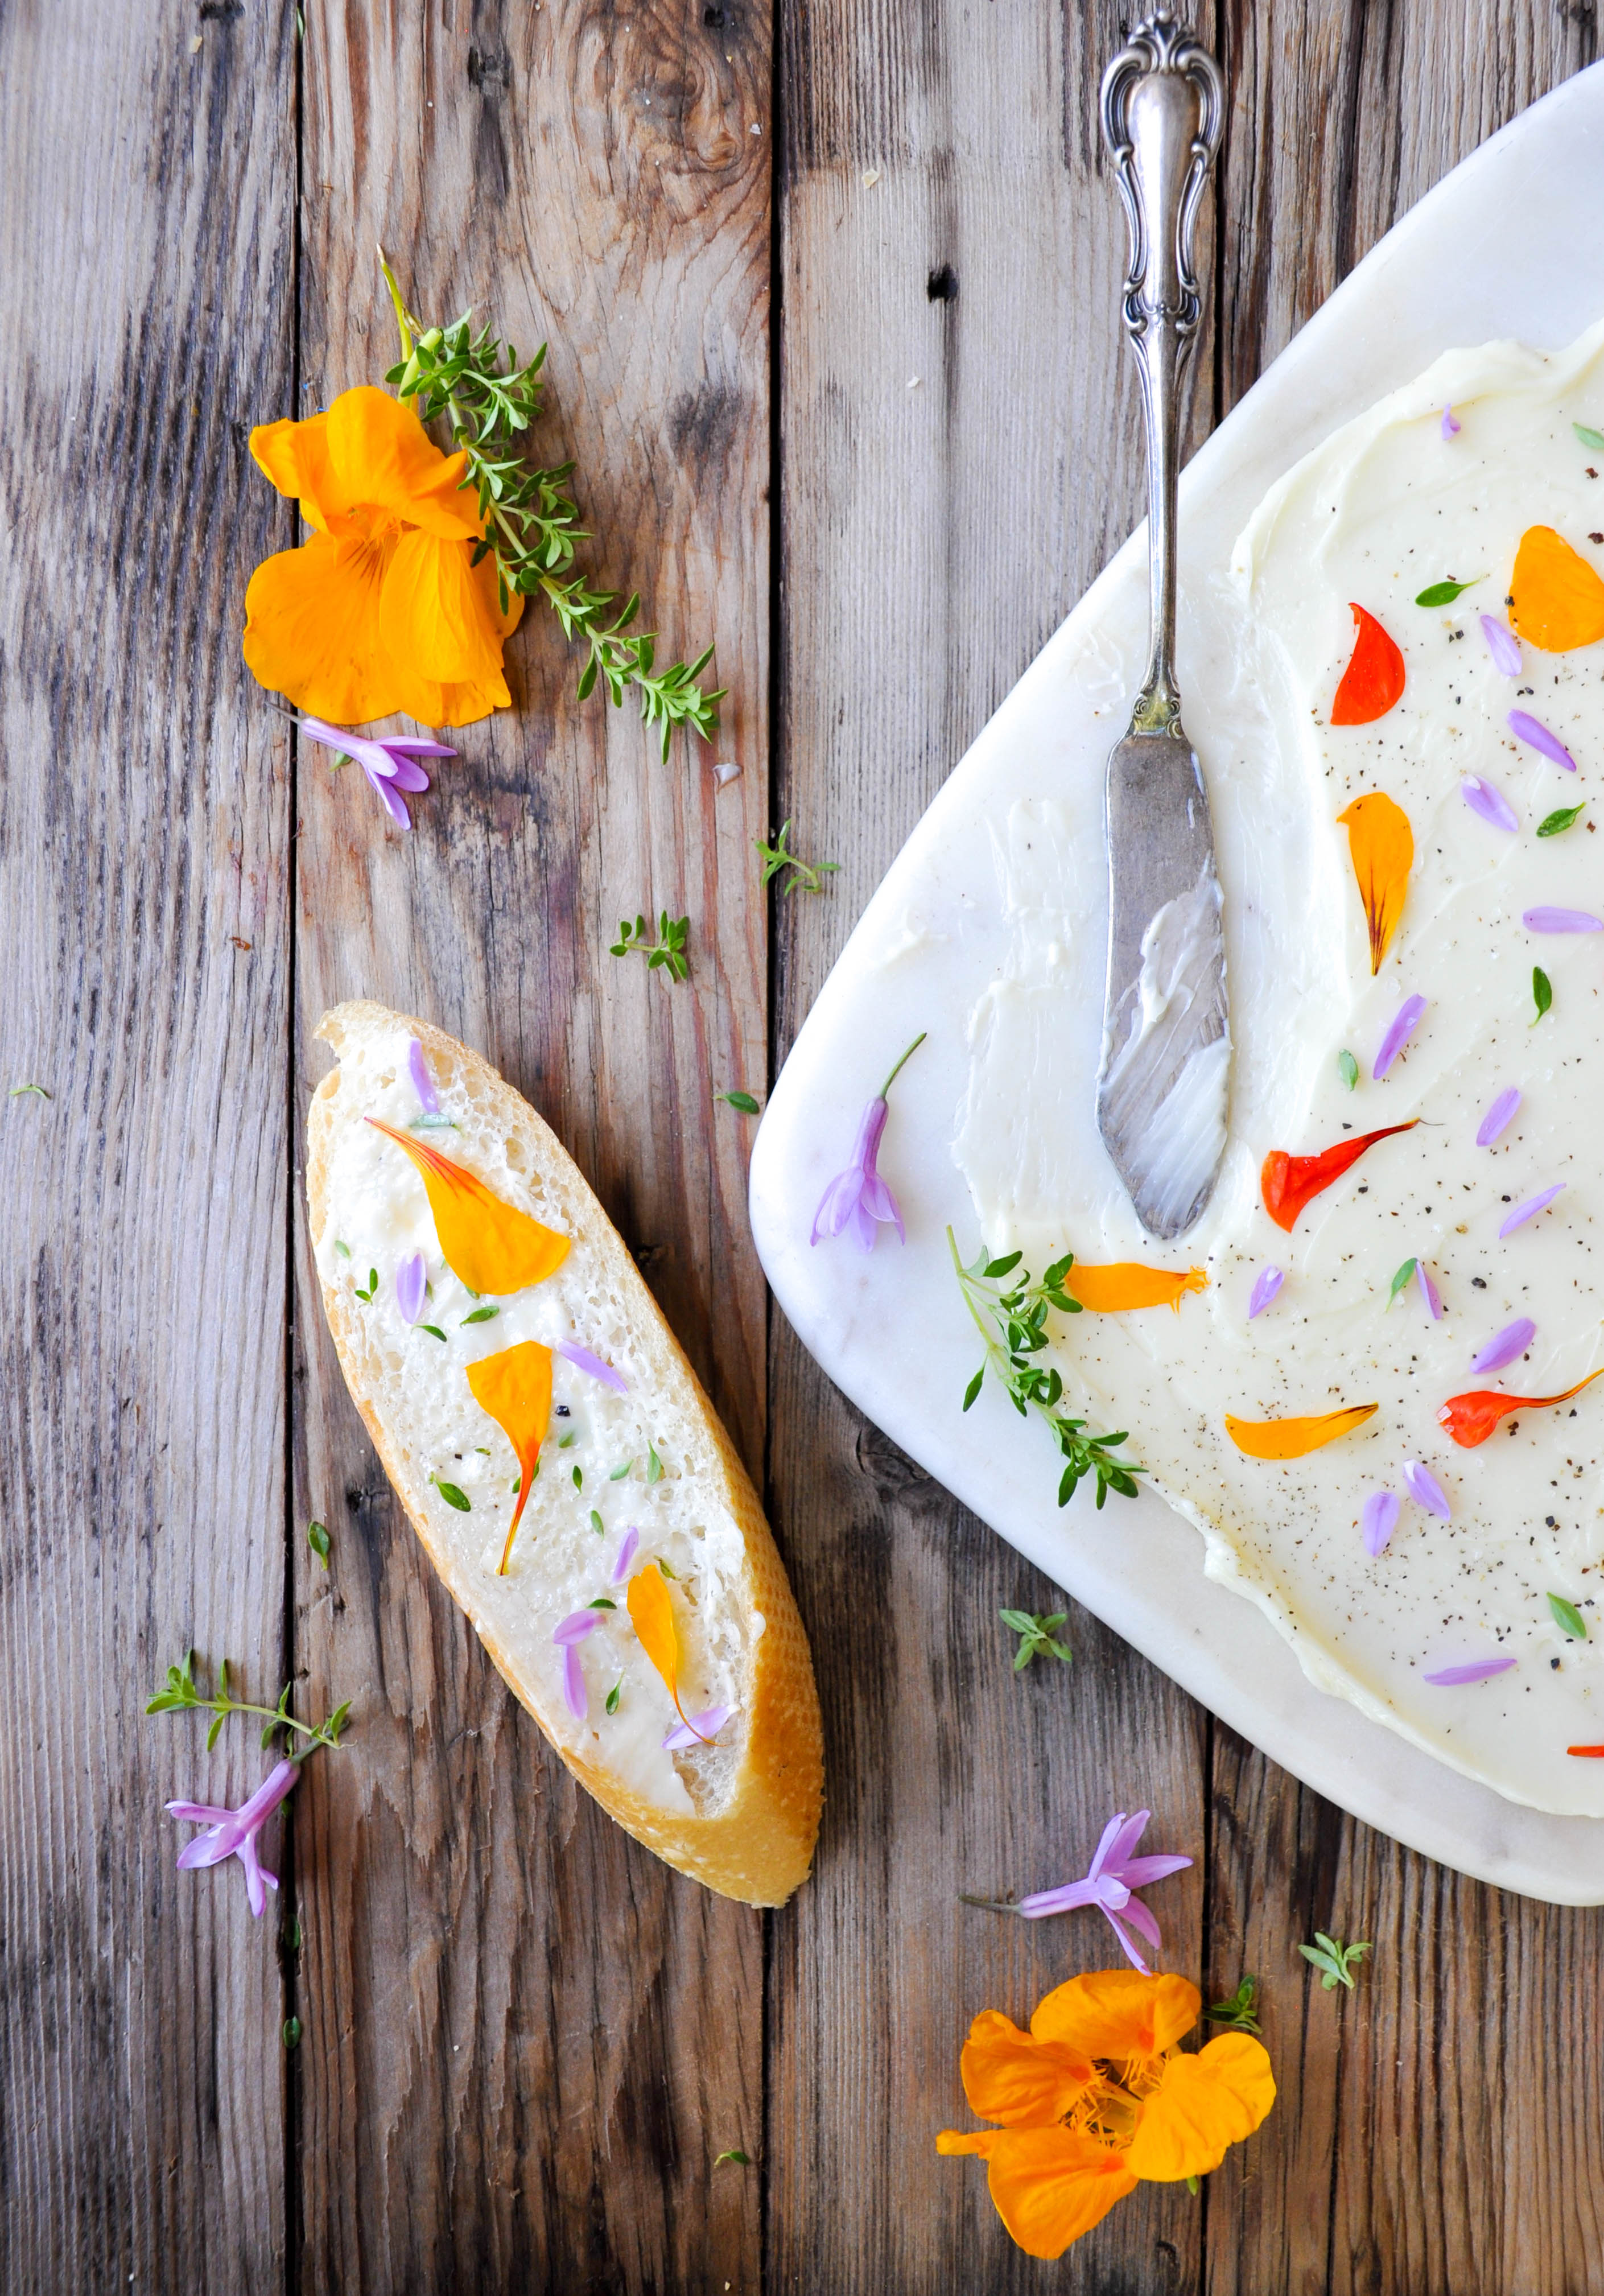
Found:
<box><xmin>366</xmin><ymin>1119</ymin><xmax>568</xmax><ymax>1296</ymax></box>
<box><xmin>626</xmin><ymin>1564</ymin><xmax>712</xmax><ymax>1742</ymax></box>
<box><xmin>1508</xmin><ymin>524</ymin><xmax>1604</xmax><ymax>653</ymax></box>
<box><xmin>1335</xmin><ymin>792</ymin><xmax>1413</xmax><ymax>973</ymax></box>
<box><xmin>938</xmin><ymin>1971</ymin><xmax>1273</xmax><ymax>2260</ymax></box>
<box><xmin>1062</xmin><ymin>1263</ymin><xmax>1207</xmax><ymax>1313</ymax></box>
<box><xmin>1225</xmin><ymin>1403</ymin><xmax>1378</xmax><ymax>1459</ymax></box>
<box><xmin>243</xmin><ymin>385</ymin><xmax>523</xmax><ymax>727</ymax></box>
<box><xmin>465</xmin><ymin>1341</ymin><xmax>554</xmax><ymax>1574</ymax></box>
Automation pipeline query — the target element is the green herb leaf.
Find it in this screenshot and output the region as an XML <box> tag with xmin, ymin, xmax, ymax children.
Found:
<box><xmin>282</xmin><ymin>2017</ymin><xmax>303</xmax><ymax>2050</ymax></box>
<box><xmin>333</xmin><ymin>1240</ymin><xmax>351</xmax><ymax>1258</ymax></box>
<box><xmin>611</xmin><ymin>910</ymin><xmax>691</xmax><ymax>983</ymax></box>
<box><xmin>657</xmin><ymin>1557</ymin><xmax>678</xmax><ymax>1579</ymax></box>
<box><xmin>419</xmin><ymin>1323</ymin><xmax>448</xmax><ymax>1341</ymax></box>
<box><xmin>647</xmin><ymin>1444</ymin><xmax>663</xmax><ymax>1485</ymax></box>
<box><xmin>589</xmin><ymin>1508</ymin><xmax>604</xmax><ymax>1536</ymax></box>
<box><xmin>605</xmin><ymin>1679</ymin><xmax>622</xmax><ymax>1715</ymax></box>
<box><xmin>8</xmin><ymin>1082</ymin><xmax>50</xmax><ymax>1099</ymax></box>
<box><xmin>461</xmin><ymin>1305</ymin><xmax>499</xmax><ymax>1324</ymax></box>
<box><xmin>1000</xmin><ymin>1608</ymin><xmax>1073</xmax><ymax>1671</ymax></box>
<box><xmin>1298</xmin><ymin>1931</ymin><xmax>1371</xmax><ymax>1992</ymax></box>
<box><xmin>1337</xmin><ymin>1048</ymin><xmax>1359</xmax><ymax>1091</ymax></box>
<box><xmin>1548</xmin><ymin>1591</ymin><xmax>1589</xmax><ymax>1641</ymax></box>
<box><xmin>588</xmin><ymin>1596</ymin><xmax>617</xmax><ymax>1610</ymax></box>
<box><xmin>1574</xmin><ymin>421</ymin><xmax>1604</xmax><ymax>451</ymax></box>
<box><xmin>1206</xmin><ymin>1976</ymin><xmax>1262</xmax><ymax>2035</ymax></box>
<box><xmin>718</xmin><ymin>1090</ymin><xmax>762</xmax><ymax>1114</ymax></box>
<box><xmin>354</xmin><ymin>1268</ymin><xmax>379</xmax><ymax>1302</ymax></box>
<box><xmin>714</xmin><ymin>2149</ymin><xmax>752</xmax><ymax>2168</ymax></box>
<box><xmin>1533</xmin><ymin>966</ymin><xmax>1553</xmax><ymax>1024</ymax></box>
<box><xmin>1387</xmin><ymin>1258</ymin><xmax>1418</xmax><ymax>1308</ymax></box>
<box><xmin>1537</xmin><ymin>803</ymin><xmax>1586</xmax><ymax>838</ymax></box>
<box><xmin>609</xmin><ymin>1458</ymin><xmax>633</xmax><ymax>1480</ymax></box>
<box><xmin>1415</xmin><ymin>575</ymin><xmax>1481</xmax><ymax>607</ymax></box>
<box><xmin>571</xmin><ymin>1465</ymin><xmax>583</xmax><ymax>1491</ymax></box>
<box><xmin>431</xmin><ymin>1476</ymin><xmax>471</xmax><ymax>1512</ymax></box>
<box><xmin>307</xmin><ymin>1520</ymin><xmax>331</xmax><ymax>1567</ymax></box>
<box><xmin>558</xmin><ymin>1431</ymin><xmax>577</xmax><ymax>1447</ymax></box>
<box><xmin>755</xmin><ymin>819</ymin><xmax>840</xmax><ymax>897</ymax></box>
<box><xmin>962</xmin><ymin>1366</ymin><xmax>985</xmax><ymax>1411</ymax></box>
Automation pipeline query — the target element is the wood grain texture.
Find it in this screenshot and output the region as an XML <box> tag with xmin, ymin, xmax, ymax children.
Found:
<box><xmin>290</xmin><ymin>1</ymin><xmax>773</xmax><ymax>2287</ymax></box>
<box><xmin>0</xmin><ymin>3</ymin><xmax>295</xmax><ymax>2290</ymax></box>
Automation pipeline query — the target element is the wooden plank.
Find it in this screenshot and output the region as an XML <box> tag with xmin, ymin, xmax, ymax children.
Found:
<box><xmin>1208</xmin><ymin>9</ymin><xmax>1601</xmax><ymax>2292</ymax></box>
<box><xmin>768</xmin><ymin>1</ymin><xmax>1218</xmax><ymax>2286</ymax></box>
<box><xmin>0</xmin><ymin>4</ymin><xmax>294</xmax><ymax>2289</ymax></box>
<box><xmin>290</xmin><ymin>2</ymin><xmax>772</xmax><ymax>2286</ymax></box>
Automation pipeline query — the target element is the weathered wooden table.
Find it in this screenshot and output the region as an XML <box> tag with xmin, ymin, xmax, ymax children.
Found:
<box><xmin>6</xmin><ymin>4</ymin><xmax>1603</xmax><ymax>2289</ymax></box>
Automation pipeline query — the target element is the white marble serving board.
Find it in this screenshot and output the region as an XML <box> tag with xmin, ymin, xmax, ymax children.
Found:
<box><xmin>749</xmin><ymin>64</ymin><xmax>1604</xmax><ymax>1905</ymax></box>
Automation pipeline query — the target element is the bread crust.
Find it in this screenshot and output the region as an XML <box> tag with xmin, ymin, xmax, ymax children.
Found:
<box><xmin>307</xmin><ymin>1000</ymin><xmax>822</xmax><ymax>1906</ymax></box>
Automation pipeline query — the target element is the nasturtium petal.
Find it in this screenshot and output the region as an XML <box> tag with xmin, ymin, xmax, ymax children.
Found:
<box><xmin>1124</xmin><ymin>2035</ymin><xmax>1276</xmax><ymax>2183</ymax></box>
<box><xmin>1437</xmin><ymin>1368</ymin><xmax>1604</xmax><ymax>1448</ymax></box>
<box><xmin>627</xmin><ymin>1565</ymin><xmax>710</xmax><ymax>1740</ymax></box>
<box><xmin>1031</xmin><ymin>1970</ymin><xmax>1200</xmax><ymax>2064</ymax></box>
<box><xmin>1330</xmin><ymin>603</ymin><xmax>1405</xmax><ymax>724</ymax></box>
<box><xmin>322</xmin><ymin>385</ymin><xmax>483</xmax><ymax>542</ymax></box>
<box><xmin>1508</xmin><ymin>523</ymin><xmax>1604</xmax><ymax>652</ymax></box>
<box><xmin>1260</xmin><ymin>1122</ymin><xmax>1418</xmax><ymax>1232</ymax></box>
<box><xmin>1225</xmin><ymin>1404</ymin><xmax>1378</xmax><ymax>1460</ymax></box>
<box><xmin>1335</xmin><ymin>793</ymin><xmax>1412</xmax><ymax>974</ymax></box>
<box><xmin>366</xmin><ymin>1118</ymin><xmax>568</xmax><ymax>1295</ymax></box>
<box><xmin>934</xmin><ymin>2126</ymin><xmax>1139</xmax><ymax>2261</ymax></box>
<box><xmin>466</xmin><ymin>1341</ymin><xmax>553</xmax><ymax>1574</ymax></box>
<box><xmin>1062</xmin><ymin>1263</ymin><xmax>1207</xmax><ymax>1313</ymax></box>
<box><xmin>958</xmin><ymin>2009</ymin><xmax>1098</xmax><ymax>2129</ymax></box>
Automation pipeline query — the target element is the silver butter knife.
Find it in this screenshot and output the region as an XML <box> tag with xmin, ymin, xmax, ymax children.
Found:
<box><xmin>1095</xmin><ymin>11</ymin><xmax>1229</xmax><ymax>1241</ymax></box>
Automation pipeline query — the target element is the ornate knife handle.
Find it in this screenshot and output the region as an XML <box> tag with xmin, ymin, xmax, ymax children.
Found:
<box><xmin>1100</xmin><ymin>10</ymin><xmax>1223</xmax><ymax>733</ymax></box>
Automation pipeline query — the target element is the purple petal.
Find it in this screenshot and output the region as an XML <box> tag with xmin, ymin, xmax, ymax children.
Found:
<box><xmin>395</xmin><ymin>1251</ymin><xmax>426</xmax><ymax>1325</ymax></box>
<box><xmin>1441</xmin><ymin>405</ymin><xmax>1461</xmax><ymax>439</ymax></box>
<box><xmin>611</xmin><ymin>1527</ymin><xmax>641</xmax><ymax>1584</ymax></box>
<box><xmin>858</xmin><ymin>1168</ymin><xmax>905</xmax><ymax>1239</ymax></box>
<box><xmin>1500</xmin><ymin>1184</ymin><xmax>1565</xmax><ymax>1236</ymax></box>
<box><xmin>855</xmin><ymin>1097</ymin><xmax>890</xmax><ymax>1176</ymax></box>
<box><xmin>238</xmin><ymin>1830</ymin><xmax>272</xmax><ymax>1919</ymax></box>
<box><xmin>366</xmin><ymin>765</ymin><xmax>413</xmax><ymax>828</ymax></box>
<box><xmin>848</xmin><ymin>1193</ymin><xmax>880</xmax><ymax>1252</ymax></box>
<box><xmin>1477</xmin><ymin>1087</ymin><xmax>1521</xmax><ymax>1147</ymax></box>
<box><xmin>378</xmin><ymin>737</ymin><xmax>456</xmax><ymax>760</ymax></box>
<box><xmin>556</xmin><ymin>1340</ymin><xmax>629</xmax><ymax>1395</ymax></box>
<box><xmin>1099</xmin><ymin>1904</ymin><xmax>1154</xmax><ymax>1975</ymax></box>
<box><xmin>1416</xmin><ymin>1262</ymin><xmax>1443</xmax><ymax>1320</ymax></box>
<box><xmin>164</xmin><ymin>1800</ymin><xmax>234</xmax><ymax>1824</ymax></box>
<box><xmin>1374</xmin><ymin>994</ymin><xmax>1426</xmax><ymax>1080</ymax></box>
<box><xmin>1460</xmin><ymin>775</ymin><xmax>1518</xmax><ymax>833</ymax></box>
<box><xmin>1083</xmin><ymin>1811</ymin><xmax>1129</xmax><ymax>1883</ymax></box>
<box><xmin>1471</xmin><ymin>1317</ymin><xmax>1536</xmax><ymax>1374</ymax></box>
<box><xmin>1479</xmin><ymin>613</ymin><xmax>1521</xmax><ymax>676</ymax></box>
<box><xmin>811</xmin><ymin>1163</ymin><xmax>865</xmax><ymax>1245</ymax></box>
<box><xmin>562</xmin><ymin>1643</ymin><xmax>587</xmax><ymax>1721</ymax></box>
<box><xmin>1361</xmin><ymin>1490</ymin><xmax>1400</xmax><ymax>1556</ymax></box>
<box><xmin>1113</xmin><ymin>1892</ymin><xmax>1164</xmax><ymax>1955</ymax></box>
<box><xmin>1401</xmin><ymin>1460</ymin><xmax>1452</xmax><ymax>1519</ymax></box>
<box><xmin>662</xmin><ymin>1704</ymin><xmax>732</xmax><ymax>1752</ymax></box>
<box><xmin>386</xmin><ymin>756</ymin><xmax>431</xmax><ymax>794</ymax></box>
<box><xmin>1102</xmin><ymin>1812</ymin><xmax>1154</xmax><ymax>1877</ymax></box>
<box><xmin>1524</xmin><ymin>907</ymin><xmax>1602</xmax><ymax>934</ymax></box>
<box><xmin>1016</xmin><ymin>1879</ymin><xmax>1102</xmax><ymax>1919</ymax></box>
<box><xmin>1509</xmin><ymin>710</ymin><xmax>1577</xmax><ymax>772</ymax></box>
<box><xmin>1424</xmin><ymin>1657</ymin><xmax>1516</xmax><ymax>1685</ymax></box>
<box><xmin>1114</xmin><ymin>1853</ymin><xmax>1194</xmax><ymax>1887</ymax></box>
<box><xmin>1248</xmin><ymin>1266</ymin><xmax>1284</xmax><ymax>1319</ymax></box>
<box><xmin>552</xmin><ymin>1609</ymin><xmax>602</xmax><ymax>1647</ymax></box>
<box><xmin>175</xmin><ymin>1828</ymin><xmax>233</xmax><ymax>1870</ymax></box>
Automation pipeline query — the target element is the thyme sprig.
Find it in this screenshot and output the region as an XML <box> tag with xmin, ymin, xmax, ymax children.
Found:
<box><xmin>146</xmin><ymin>1649</ymin><xmax>351</xmax><ymax>1762</ymax></box>
<box><xmin>610</xmin><ymin>911</ymin><xmax>690</xmax><ymax>982</ymax></box>
<box><xmin>949</xmin><ymin>1231</ymin><xmax>1144</xmax><ymax>1509</ymax></box>
<box><xmin>999</xmin><ymin>1609</ymin><xmax>1073</xmax><ymax>1670</ymax></box>
<box><xmin>379</xmin><ymin>255</ymin><xmax>724</xmax><ymax>761</ymax></box>
<box><xmin>1206</xmin><ymin>1975</ymin><xmax>1263</xmax><ymax>2035</ymax></box>
<box><xmin>756</xmin><ymin>820</ymin><xmax>839</xmax><ymax>896</ymax></box>
<box><xmin>1299</xmin><ymin>1931</ymin><xmax>1371</xmax><ymax>1992</ymax></box>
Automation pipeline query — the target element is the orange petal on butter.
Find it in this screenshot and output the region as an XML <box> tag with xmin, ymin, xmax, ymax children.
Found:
<box><xmin>626</xmin><ymin>1565</ymin><xmax>711</xmax><ymax>1741</ymax></box>
<box><xmin>1064</xmin><ymin>1263</ymin><xmax>1208</xmax><ymax>1313</ymax></box>
<box><xmin>1330</xmin><ymin>603</ymin><xmax>1404</xmax><ymax>724</ymax></box>
<box><xmin>1508</xmin><ymin>524</ymin><xmax>1604</xmax><ymax>653</ymax></box>
<box><xmin>467</xmin><ymin>1341</ymin><xmax>553</xmax><ymax>1574</ymax></box>
<box><xmin>1335</xmin><ymin>792</ymin><xmax>1412</xmax><ymax>974</ymax></box>
<box><xmin>1224</xmin><ymin>1404</ymin><xmax>1378</xmax><ymax>1460</ymax></box>
<box><xmin>366</xmin><ymin>1118</ymin><xmax>568</xmax><ymax>1295</ymax></box>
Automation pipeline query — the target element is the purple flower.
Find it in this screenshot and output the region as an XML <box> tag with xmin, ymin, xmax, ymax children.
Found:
<box><xmin>1416</xmin><ymin>1261</ymin><xmax>1442</xmax><ymax>1320</ymax></box>
<box><xmin>556</xmin><ymin>1340</ymin><xmax>629</xmax><ymax>1396</ymax></box>
<box><xmin>1524</xmin><ymin>907</ymin><xmax>1602</xmax><ymax>934</ymax></box>
<box><xmin>811</xmin><ymin>1032</ymin><xmax>926</xmax><ymax>1252</ymax></box>
<box><xmin>1015</xmin><ymin>1809</ymin><xmax>1193</xmax><ymax>1975</ymax></box>
<box><xmin>663</xmin><ymin>1704</ymin><xmax>732</xmax><ymax>1752</ymax></box>
<box><xmin>1361</xmin><ymin>1491</ymin><xmax>1400</xmax><ymax>1556</ymax></box>
<box><xmin>611</xmin><ymin>1527</ymin><xmax>641</xmax><ymax>1584</ymax></box>
<box><xmin>396</xmin><ymin>1251</ymin><xmax>426</xmax><ymax>1325</ymax></box>
<box><xmin>1476</xmin><ymin>1087</ymin><xmax>1521</xmax><ymax>1146</ymax></box>
<box><xmin>1248</xmin><ymin>1266</ymin><xmax>1284</xmax><ymax>1319</ymax></box>
<box><xmin>1424</xmin><ymin>1657</ymin><xmax>1516</xmax><ymax>1687</ymax></box>
<box><xmin>1508</xmin><ymin>710</ymin><xmax>1577</xmax><ymax>773</ymax></box>
<box><xmin>1471</xmin><ymin>1317</ymin><xmax>1536</xmax><ymax>1374</ymax></box>
<box><xmin>1441</xmin><ymin>405</ymin><xmax>1461</xmax><ymax>439</ymax></box>
<box><xmin>293</xmin><ymin>715</ymin><xmax>456</xmax><ymax>829</ymax></box>
<box><xmin>1374</xmin><ymin>994</ymin><xmax>1426</xmax><ymax>1080</ymax></box>
<box><xmin>1500</xmin><ymin>1183</ymin><xmax>1565</xmax><ymax>1237</ymax></box>
<box><xmin>1479</xmin><ymin>613</ymin><xmax>1521</xmax><ymax>675</ymax></box>
<box><xmin>553</xmin><ymin>1609</ymin><xmax>602</xmax><ymax>1720</ymax></box>
<box><xmin>1460</xmin><ymin>776</ymin><xmax>1518</xmax><ymax>833</ymax></box>
<box><xmin>1402</xmin><ymin>1460</ymin><xmax>1452</xmax><ymax>1519</ymax></box>
<box><xmin>166</xmin><ymin>1757</ymin><xmax>299</xmax><ymax>1918</ymax></box>
<box><xmin>407</xmin><ymin>1038</ymin><xmax>440</xmax><ymax>1114</ymax></box>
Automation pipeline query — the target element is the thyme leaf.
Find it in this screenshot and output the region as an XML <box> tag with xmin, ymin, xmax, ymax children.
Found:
<box><xmin>1298</xmin><ymin>1931</ymin><xmax>1371</xmax><ymax>1991</ymax></box>
<box><xmin>999</xmin><ymin>1609</ymin><xmax>1073</xmax><ymax>1671</ymax></box>
<box><xmin>1205</xmin><ymin>1975</ymin><xmax>1262</xmax><ymax>2035</ymax></box>
<box><xmin>609</xmin><ymin>911</ymin><xmax>690</xmax><ymax>983</ymax></box>
<box><xmin>755</xmin><ymin>819</ymin><xmax>839</xmax><ymax>897</ymax></box>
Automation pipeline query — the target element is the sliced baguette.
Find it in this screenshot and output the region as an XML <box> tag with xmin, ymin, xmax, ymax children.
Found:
<box><xmin>307</xmin><ymin>999</ymin><xmax>822</xmax><ymax>1906</ymax></box>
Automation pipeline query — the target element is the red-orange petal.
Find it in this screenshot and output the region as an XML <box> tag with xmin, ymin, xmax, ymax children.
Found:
<box><xmin>1437</xmin><ymin>1368</ymin><xmax>1604</xmax><ymax>1449</ymax></box>
<box><xmin>1330</xmin><ymin>603</ymin><xmax>1405</xmax><ymax>725</ymax></box>
<box><xmin>365</xmin><ymin>1119</ymin><xmax>568</xmax><ymax>1295</ymax></box>
<box><xmin>1260</xmin><ymin>1122</ymin><xmax>1418</xmax><ymax>1232</ymax></box>
<box><xmin>466</xmin><ymin>1341</ymin><xmax>553</xmax><ymax>1574</ymax></box>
